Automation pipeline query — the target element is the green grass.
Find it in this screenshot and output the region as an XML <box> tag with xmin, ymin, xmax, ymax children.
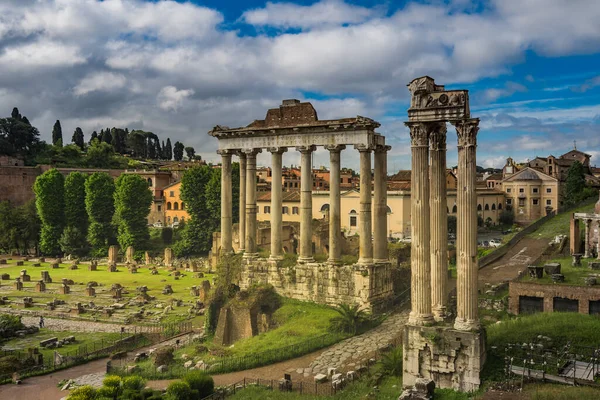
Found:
<box><xmin>1</xmin><ymin>329</ymin><xmax>122</xmax><ymax>360</ymax></box>
<box><xmin>0</xmin><ymin>260</ymin><xmax>214</xmax><ymax>324</ymax></box>
<box><xmin>525</xmin><ymin>384</ymin><xmax>600</xmax><ymax>400</ymax></box>
<box><xmin>527</xmin><ymin>202</ymin><xmax>596</xmax><ymax>240</ymax></box>
<box><xmin>520</xmin><ymin>256</ymin><xmax>595</xmax><ymax>286</ymax></box>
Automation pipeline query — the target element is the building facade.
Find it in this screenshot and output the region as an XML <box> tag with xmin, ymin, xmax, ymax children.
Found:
<box><xmin>501</xmin><ymin>167</ymin><xmax>559</xmax><ymax>224</ymax></box>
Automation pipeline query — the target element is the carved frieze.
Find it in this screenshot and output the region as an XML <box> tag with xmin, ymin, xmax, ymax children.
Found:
<box><xmin>407</xmin><ymin>76</ymin><xmax>470</xmax><ymax>122</ymax></box>
<box><xmin>454</xmin><ymin>119</ymin><xmax>480</xmax><ymax>148</ymax></box>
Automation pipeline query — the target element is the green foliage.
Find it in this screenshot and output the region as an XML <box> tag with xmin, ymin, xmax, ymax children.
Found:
<box><xmin>164</xmin><ymin>138</ymin><xmax>173</xmax><ymax>160</ymax></box>
<box><xmin>52</xmin><ymin>120</ymin><xmax>63</xmax><ymax>147</ymax></box>
<box><xmin>122</xmin><ymin>375</ymin><xmax>146</xmax><ymax>391</ymax></box>
<box><xmin>71</xmin><ymin>127</ymin><xmax>85</xmax><ymax>150</ymax></box>
<box><xmin>0</xmin><ymin>107</ymin><xmax>42</xmax><ymax>163</ymax></box>
<box><xmin>64</xmin><ymin>172</ymin><xmax>88</xmax><ymax>234</ymax></box>
<box><xmin>381</xmin><ymin>346</ymin><xmax>403</xmax><ymax>376</ymax></box>
<box><xmin>447</xmin><ymin>215</ymin><xmax>457</xmax><ymax>234</ymax></box>
<box><xmin>86</xmin><ymin>138</ymin><xmax>117</xmax><ymax>168</ymax></box>
<box><xmin>564</xmin><ymin>161</ymin><xmax>586</xmax><ymax>207</ymax></box>
<box><xmin>34</xmin><ymin>168</ymin><xmax>65</xmax><ymax>255</ymax></box>
<box><xmin>173</xmin><ymin>141</ymin><xmax>185</xmax><ymax>161</ymax></box>
<box><xmin>0</xmin><ymin>199</ymin><xmax>41</xmax><ymax>254</ymax></box>
<box><xmin>98</xmin><ymin>375</ymin><xmax>123</xmax><ymax>399</ymax></box>
<box><xmin>216</xmin><ymin>253</ymin><xmax>243</xmax><ymax>290</ymax></box>
<box><xmin>498</xmin><ymin>210</ymin><xmax>514</xmax><ymax>226</ymax></box>
<box><xmin>114</xmin><ymin>174</ymin><xmax>152</xmax><ymax>250</ymax></box>
<box><xmin>85</xmin><ymin>172</ymin><xmax>116</xmax><ymax>248</ymax></box>
<box><xmin>0</xmin><ymin>314</ymin><xmax>25</xmax><ymax>338</ymax></box>
<box><xmin>165</xmin><ymin>381</ymin><xmax>193</xmax><ymax>400</ymax></box>
<box><xmin>184</xmin><ymin>146</ymin><xmax>195</xmax><ymax>160</ymax></box>
<box><xmin>66</xmin><ymin>385</ymin><xmax>98</xmax><ymax>400</ymax></box>
<box><xmin>59</xmin><ymin>226</ymin><xmax>88</xmax><ymax>256</ymax></box>
<box><xmin>161</xmin><ymin>227</ymin><xmax>173</xmax><ymax>244</ymax></box>
<box><xmin>183</xmin><ymin>371</ymin><xmax>214</xmax><ymax>399</ymax></box>
<box><xmin>153</xmin><ymin>346</ymin><xmax>175</xmax><ymax>366</ymax></box>
<box><xmin>329</xmin><ymin>303</ymin><xmax>367</xmax><ymax>335</ymax></box>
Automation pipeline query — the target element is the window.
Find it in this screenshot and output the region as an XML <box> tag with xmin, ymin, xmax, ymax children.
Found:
<box><xmin>173</xmin><ymin>217</ymin><xmax>179</xmax><ymax>223</ymax></box>
<box><xmin>532</xmin><ymin>199</ymin><xmax>539</xmax><ymax>205</ymax></box>
<box><xmin>174</xmin><ymin>202</ymin><xmax>179</xmax><ymax>210</ymax></box>
<box><xmin>484</xmin><ymin>204</ymin><xmax>489</xmax><ymax>211</ymax></box>
<box><xmin>292</xmin><ymin>207</ymin><xmax>299</xmax><ymax>214</ymax></box>
<box><xmin>264</xmin><ymin>206</ymin><xmax>270</xmax><ymax>213</ymax></box>
<box><xmin>491</xmin><ymin>204</ymin><xmax>496</xmax><ymax>210</ymax></box>
<box><xmin>498</xmin><ymin>203</ymin><xmax>502</xmax><ymax>210</ymax></box>
<box><xmin>147</xmin><ymin>178</ymin><xmax>152</xmax><ymax>186</ymax></box>
<box><xmin>519</xmin><ymin>188</ymin><xmax>524</xmax><ymax>193</ymax></box>
<box><xmin>170</xmin><ymin>191</ymin><xmax>174</xmax><ymax>197</ymax></box>
<box><xmin>157</xmin><ymin>205</ymin><xmax>162</xmax><ymax>212</ymax></box>
<box><xmin>282</xmin><ymin>206</ymin><xmax>289</xmax><ymax>214</ymax></box>
<box><xmin>506</xmin><ymin>199</ymin><xmax>512</xmax><ymax>205</ymax></box>
<box><xmin>507</xmin><ymin>188</ymin><xmax>512</xmax><ymax>193</ymax></box>
<box><xmin>519</xmin><ymin>198</ymin><xmax>525</xmax><ymax>207</ymax></box>
<box><xmin>320</xmin><ymin>204</ymin><xmax>330</xmax><ymax>212</ymax></box>
<box><xmin>546</xmin><ymin>199</ymin><xmax>552</xmax><ymax>206</ymax></box>
<box><xmin>350</xmin><ymin>216</ymin><xmax>357</xmax><ymax>227</ymax></box>
<box><xmin>546</xmin><ymin>188</ymin><xmax>552</xmax><ymax>193</ymax></box>
<box><xmin>452</xmin><ymin>205</ymin><xmax>457</xmax><ymax>213</ymax></box>
<box><xmin>532</xmin><ymin>187</ymin><xmax>539</xmax><ymax>193</ymax></box>
<box><xmin>167</xmin><ymin>202</ymin><xmax>172</xmax><ymax>210</ymax></box>
<box><xmin>167</xmin><ymin>216</ymin><xmax>171</xmax><ymax>223</ymax></box>
<box><xmin>181</xmin><ymin>202</ymin><xmax>185</xmax><ymax>210</ymax></box>
<box><xmin>477</xmin><ymin>204</ymin><xmax>482</xmax><ymax>211</ymax></box>
<box><xmin>340</xmin><ymin>178</ymin><xmax>343</xmax><ymax>183</ymax></box>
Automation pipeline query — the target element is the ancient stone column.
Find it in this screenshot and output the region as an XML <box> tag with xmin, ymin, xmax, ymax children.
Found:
<box><xmin>429</xmin><ymin>123</ymin><xmax>448</xmax><ymax>321</ymax></box>
<box><xmin>218</xmin><ymin>150</ymin><xmax>233</xmax><ymax>254</ymax></box>
<box><xmin>453</xmin><ymin>118</ymin><xmax>480</xmax><ymax>331</ymax></box>
<box><xmin>584</xmin><ymin>219</ymin><xmax>591</xmax><ymax>258</ymax></box>
<box><xmin>238</xmin><ymin>152</ymin><xmax>247</xmax><ymax>252</ymax></box>
<box><xmin>356</xmin><ymin>144</ymin><xmax>373</xmax><ymax>265</ymax></box>
<box><xmin>269</xmin><ymin>147</ymin><xmax>287</xmax><ymax>260</ymax></box>
<box><xmin>406</xmin><ymin>122</ymin><xmax>434</xmax><ymax>325</ymax></box>
<box><xmin>244</xmin><ymin>149</ymin><xmax>261</xmax><ymax>257</ymax></box>
<box><xmin>298</xmin><ymin>145</ymin><xmax>316</xmax><ymax>263</ymax></box>
<box><xmin>326</xmin><ymin>145</ymin><xmax>345</xmax><ymax>265</ymax></box>
<box><xmin>373</xmin><ymin>145</ymin><xmax>390</xmax><ymax>263</ymax></box>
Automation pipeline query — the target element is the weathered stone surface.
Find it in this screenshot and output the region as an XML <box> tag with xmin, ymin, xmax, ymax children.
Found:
<box><xmin>164</xmin><ymin>248</ymin><xmax>173</xmax><ymax>266</ymax></box>
<box><xmin>108</xmin><ymin>245</ymin><xmax>119</xmax><ymax>265</ymax></box>
<box><xmin>314</xmin><ymin>373</ymin><xmax>327</xmax><ymax>383</ymax></box>
<box><xmin>544</xmin><ymin>263</ymin><xmax>561</xmax><ymax>275</ymax></box>
<box><xmin>527</xmin><ymin>265</ymin><xmax>544</xmax><ymax>279</ymax></box>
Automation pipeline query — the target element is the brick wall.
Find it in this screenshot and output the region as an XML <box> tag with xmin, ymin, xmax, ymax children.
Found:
<box><xmin>509</xmin><ymin>281</ymin><xmax>600</xmax><ymax>315</ymax></box>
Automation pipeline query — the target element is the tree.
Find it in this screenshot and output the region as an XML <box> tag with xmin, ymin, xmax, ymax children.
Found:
<box><xmin>0</xmin><ymin>108</ymin><xmax>42</xmax><ymax>162</ymax></box>
<box><xmin>165</xmin><ymin>138</ymin><xmax>173</xmax><ymax>160</ymax></box>
<box><xmin>89</xmin><ymin>131</ymin><xmax>98</xmax><ymax>144</ymax></box>
<box><xmin>85</xmin><ymin>172</ymin><xmax>115</xmax><ymax>248</ymax></box>
<box><xmin>499</xmin><ymin>210</ymin><xmax>514</xmax><ymax>227</ymax></box>
<box><xmin>11</xmin><ymin>107</ymin><xmax>20</xmax><ymax>120</ymax></box>
<box><xmin>447</xmin><ymin>215</ymin><xmax>457</xmax><ymax>234</ymax></box>
<box><xmin>563</xmin><ymin>161</ymin><xmax>594</xmax><ymax>207</ymax></box>
<box><xmin>128</xmin><ymin>130</ymin><xmax>147</xmax><ymax>158</ymax></box>
<box><xmin>33</xmin><ymin>169</ymin><xmax>65</xmax><ymax>255</ymax></box>
<box><xmin>0</xmin><ymin>201</ymin><xmax>18</xmax><ymax>253</ymax></box>
<box><xmin>86</xmin><ymin>138</ymin><xmax>115</xmax><ymax>168</ymax></box>
<box><xmin>17</xmin><ymin>200</ymin><xmax>40</xmax><ymax>255</ymax></box>
<box><xmin>185</xmin><ymin>146</ymin><xmax>195</xmax><ymax>160</ymax></box>
<box><xmin>71</xmin><ymin>127</ymin><xmax>84</xmax><ymax>150</ymax></box>
<box><xmin>330</xmin><ymin>303</ymin><xmax>367</xmax><ymax>335</ymax></box>
<box><xmin>173</xmin><ymin>141</ymin><xmax>184</xmax><ymax>161</ymax></box>
<box><xmin>102</xmin><ymin>128</ymin><xmax>112</xmax><ymax>145</ymax></box>
<box><xmin>62</xmin><ymin>172</ymin><xmax>89</xmax><ymax>255</ymax></box>
<box><xmin>114</xmin><ymin>174</ymin><xmax>152</xmax><ymax>249</ymax></box>
<box><xmin>52</xmin><ymin>120</ymin><xmax>63</xmax><ymax>147</ymax></box>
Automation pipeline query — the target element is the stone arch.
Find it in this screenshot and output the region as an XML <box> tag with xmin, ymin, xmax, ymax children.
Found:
<box><xmin>498</xmin><ymin>203</ymin><xmax>503</xmax><ymax>210</ymax></box>
<box><xmin>491</xmin><ymin>204</ymin><xmax>496</xmax><ymax>210</ymax></box>
<box><xmin>181</xmin><ymin>202</ymin><xmax>185</xmax><ymax>210</ymax></box>
<box><xmin>173</xmin><ymin>217</ymin><xmax>179</xmax><ymax>224</ymax></box>
<box><xmin>167</xmin><ymin>202</ymin><xmax>172</xmax><ymax>210</ymax></box>
<box><xmin>386</xmin><ymin>205</ymin><xmax>392</xmax><ymax>214</ymax></box>
<box><xmin>484</xmin><ymin>204</ymin><xmax>489</xmax><ymax>211</ymax></box>
<box><xmin>477</xmin><ymin>204</ymin><xmax>482</xmax><ymax>211</ymax></box>
<box><xmin>320</xmin><ymin>204</ymin><xmax>330</xmax><ymax>212</ymax></box>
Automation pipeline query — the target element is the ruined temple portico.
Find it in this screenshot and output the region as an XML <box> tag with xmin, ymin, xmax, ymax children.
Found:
<box><xmin>209</xmin><ymin>100</ymin><xmax>393</xmax><ymax>310</ymax></box>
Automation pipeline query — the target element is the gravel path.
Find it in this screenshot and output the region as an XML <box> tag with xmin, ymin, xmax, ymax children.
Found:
<box><xmin>20</xmin><ymin>316</ymin><xmax>170</xmax><ymax>334</ymax></box>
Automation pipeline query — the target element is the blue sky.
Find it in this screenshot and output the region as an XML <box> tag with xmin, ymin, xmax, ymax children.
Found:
<box><xmin>1</xmin><ymin>0</ymin><xmax>599</xmax><ymax>171</ymax></box>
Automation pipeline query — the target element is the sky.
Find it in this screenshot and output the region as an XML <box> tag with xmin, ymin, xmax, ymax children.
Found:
<box><xmin>1</xmin><ymin>0</ymin><xmax>600</xmax><ymax>171</ymax></box>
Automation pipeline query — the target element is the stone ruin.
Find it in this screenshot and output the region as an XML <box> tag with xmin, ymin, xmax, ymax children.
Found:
<box><xmin>16</xmin><ymin>261</ymin><xmax>23</xmax><ymax>266</ymax></box>
<box><xmin>108</xmin><ymin>245</ymin><xmax>119</xmax><ymax>266</ymax></box>
<box><xmin>41</xmin><ymin>271</ymin><xmax>52</xmax><ymax>283</ymax></box>
<box><xmin>59</xmin><ymin>283</ymin><xmax>70</xmax><ymax>295</ymax></box>
<box><xmin>69</xmin><ymin>263</ymin><xmax>78</xmax><ymax>270</ymax></box>
<box><xmin>21</xmin><ymin>297</ymin><xmax>33</xmax><ymax>308</ymax></box>
<box><xmin>20</xmin><ymin>269</ymin><xmax>30</xmax><ymax>282</ymax></box>
<box><xmin>0</xmin><ymin>259</ymin><xmax>5</xmax><ymax>264</ymax></box>
<box><xmin>88</xmin><ymin>261</ymin><xmax>97</xmax><ymax>271</ymax></box>
<box><xmin>35</xmin><ymin>280</ymin><xmax>46</xmax><ymax>292</ymax></box>
<box><xmin>136</xmin><ymin>286</ymin><xmax>153</xmax><ymax>301</ymax></box>
<box><xmin>199</xmin><ymin>280</ymin><xmax>211</xmax><ymax>302</ymax></box>
<box><xmin>111</xmin><ymin>284</ymin><xmax>123</xmax><ymax>299</ymax></box>
<box><xmin>164</xmin><ymin>248</ymin><xmax>173</xmax><ymax>266</ymax></box>
<box><xmin>71</xmin><ymin>302</ymin><xmax>85</xmax><ymax>315</ymax></box>
<box><xmin>190</xmin><ymin>286</ymin><xmax>200</xmax><ymax>296</ymax></box>
<box><xmin>162</xmin><ymin>285</ymin><xmax>173</xmax><ymax>295</ymax></box>
<box><xmin>145</xmin><ymin>252</ymin><xmax>151</xmax><ymax>265</ymax></box>
<box><xmin>51</xmin><ymin>263</ymin><xmax>59</xmax><ymax>269</ymax></box>
<box><xmin>150</xmin><ymin>267</ymin><xmax>158</xmax><ymax>275</ymax></box>
<box><xmin>13</xmin><ymin>278</ymin><xmax>23</xmax><ymax>291</ymax></box>
<box><xmin>126</xmin><ymin>246</ymin><xmax>135</xmax><ymax>264</ymax></box>
<box><xmin>129</xmin><ymin>265</ymin><xmax>138</xmax><ymax>274</ymax></box>
<box><xmin>86</xmin><ymin>285</ymin><xmax>95</xmax><ymax>297</ymax></box>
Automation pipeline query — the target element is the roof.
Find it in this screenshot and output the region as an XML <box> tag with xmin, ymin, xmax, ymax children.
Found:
<box><xmin>257</xmin><ymin>191</ymin><xmax>301</xmax><ymax>202</ymax></box>
<box><xmin>389</xmin><ymin>170</ymin><xmax>411</xmax><ymax>181</ymax></box>
<box><xmin>162</xmin><ymin>180</ymin><xmax>182</xmax><ymax>190</ymax></box>
<box><xmin>486</xmin><ymin>173</ymin><xmax>503</xmax><ymax>181</ymax></box>
<box><xmin>502</xmin><ymin>167</ymin><xmax>557</xmax><ymax>183</ymax></box>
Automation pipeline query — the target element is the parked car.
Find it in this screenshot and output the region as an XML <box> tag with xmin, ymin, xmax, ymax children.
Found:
<box><xmin>488</xmin><ymin>239</ymin><xmax>502</xmax><ymax>248</ymax></box>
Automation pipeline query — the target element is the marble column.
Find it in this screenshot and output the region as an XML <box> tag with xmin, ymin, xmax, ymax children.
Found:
<box><xmin>429</xmin><ymin>123</ymin><xmax>448</xmax><ymax>321</ymax></box>
<box><xmin>406</xmin><ymin>122</ymin><xmax>433</xmax><ymax>325</ymax></box>
<box><xmin>453</xmin><ymin>118</ymin><xmax>480</xmax><ymax>331</ymax></box>
<box><xmin>218</xmin><ymin>150</ymin><xmax>233</xmax><ymax>254</ymax></box>
<box><xmin>373</xmin><ymin>145</ymin><xmax>390</xmax><ymax>263</ymax></box>
<box><xmin>584</xmin><ymin>219</ymin><xmax>591</xmax><ymax>258</ymax></box>
<box><xmin>269</xmin><ymin>147</ymin><xmax>287</xmax><ymax>260</ymax></box>
<box><xmin>298</xmin><ymin>146</ymin><xmax>316</xmax><ymax>263</ymax></box>
<box><xmin>244</xmin><ymin>149</ymin><xmax>261</xmax><ymax>258</ymax></box>
<box><xmin>238</xmin><ymin>152</ymin><xmax>247</xmax><ymax>252</ymax></box>
<box><xmin>356</xmin><ymin>145</ymin><xmax>373</xmax><ymax>265</ymax></box>
<box><xmin>326</xmin><ymin>145</ymin><xmax>345</xmax><ymax>265</ymax></box>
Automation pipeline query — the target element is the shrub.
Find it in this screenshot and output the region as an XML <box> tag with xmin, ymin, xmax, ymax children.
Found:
<box><xmin>0</xmin><ymin>355</ymin><xmax>22</xmax><ymax>375</ymax></box>
<box><xmin>0</xmin><ymin>314</ymin><xmax>25</xmax><ymax>338</ymax></box>
<box><xmin>381</xmin><ymin>347</ymin><xmax>403</xmax><ymax>376</ymax></box>
<box><xmin>166</xmin><ymin>381</ymin><xmax>192</xmax><ymax>400</ymax></box>
<box><xmin>162</xmin><ymin>227</ymin><xmax>173</xmax><ymax>244</ymax></box>
<box><xmin>329</xmin><ymin>303</ymin><xmax>367</xmax><ymax>335</ymax></box>
<box><xmin>183</xmin><ymin>370</ymin><xmax>214</xmax><ymax>399</ymax></box>
<box><xmin>121</xmin><ymin>389</ymin><xmax>144</xmax><ymax>400</ymax></box>
<box><xmin>122</xmin><ymin>375</ymin><xmax>146</xmax><ymax>391</ymax></box>
<box><xmin>98</xmin><ymin>375</ymin><xmax>122</xmax><ymax>399</ymax></box>
<box><xmin>67</xmin><ymin>385</ymin><xmax>98</xmax><ymax>400</ymax></box>
<box><xmin>153</xmin><ymin>346</ymin><xmax>175</xmax><ymax>366</ymax></box>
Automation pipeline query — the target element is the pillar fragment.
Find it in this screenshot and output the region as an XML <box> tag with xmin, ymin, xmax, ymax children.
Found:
<box><xmin>238</xmin><ymin>152</ymin><xmax>247</xmax><ymax>253</ymax></box>
<box><xmin>406</xmin><ymin>122</ymin><xmax>434</xmax><ymax>325</ymax></box>
<box><xmin>269</xmin><ymin>147</ymin><xmax>287</xmax><ymax>260</ymax></box>
<box><xmin>325</xmin><ymin>145</ymin><xmax>345</xmax><ymax>265</ymax></box>
<box><xmin>584</xmin><ymin>219</ymin><xmax>591</xmax><ymax>258</ymax></box>
<box><xmin>298</xmin><ymin>145</ymin><xmax>316</xmax><ymax>263</ymax></box>
<box><xmin>453</xmin><ymin>118</ymin><xmax>480</xmax><ymax>331</ymax></box>
<box><xmin>429</xmin><ymin>123</ymin><xmax>448</xmax><ymax>321</ymax></box>
<box><xmin>373</xmin><ymin>145</ymin><xmax>390</xmax><ymax>263</ymax></box>
<box><xmin>356</xmin><ymin>145</ymin><xmax>373</xmax><ymax>265</ymax></box>
<box><xmin>217</xmin><ymin>150</ymin><xmax>233</xmax><ymax>254</ymax></box>
<box><xmin>244</xmin><ymin>149</ymin><xmax>261</xmax><ymax>258</ymax></box>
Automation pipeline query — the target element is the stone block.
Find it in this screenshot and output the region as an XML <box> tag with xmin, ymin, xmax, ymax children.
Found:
<box><xmin>585</xmin><ymin>277</ymin><xmax>597</xmax><ymax>286</ymax></box>
<box><xmin>108</xmin><ymin>264</ymin><xmax>117</xmax><ymax>272</ymax></box>
<box><xmin>327</xmin><ymin>367</ymin><xmax>337</xmax><ymax>377</ymax></box>
<box><xmin>157</xmin><ymin>365</ymin><xmax>168</xmax><ymax>373</ymax></box>
<box><xmin>0</xmin><ymin>274</ymin><xmax>8</xmax><ymax>280</ymax></box>
<box><xmin>551</xmin><ymin>274</ymin><xmax>565</xmax><ymax>283</ymax></box>
<box><xmin>572</xmin><ymin>254</ymin><xmax>583</xmax><ymax>267</ymax></box>
<box><xmin>0</xmin><ymin>259</ymin><xmax>6</xmax><ymax>264</ymax></box>
<box><xmin>51</xmin><ymin>263</ymin><xmax>59</xmax><ymax>269</ymax></box>
<box><xmin>544</xmin><ymin>263</ymin><xmax>561</xmax><ymax>275</ymax></box>
<box><xmin>59</xmin><ymin>284</ymin><xmax>70</xmax><ymax>295</ymax></box>
<box><xmin>16</xmin><ymin>261</ymin><xmax>23</xmax><ymax>266</ymax></box>
<box><xmin>589</xmin><ymin>262</ymin><xmax>600</xmax><ymax>270</ymax></box>
<box><xmin>126</xmin><ymin>246</ymin><xmax>135</xmax><ymax>264</ymax></box>
<box><xmin>41</xmin><ymin>271</ymin><xmax>52</xmax><ymax>283</ymax></box>
<box><xmin>527</xmin><ymin>265</ymin><xmax>544</xmax><ymax>279</ymax></box>
<box><xmin>35</xmin><ymin>281</ymin><xmax>46</xmax><ymax>292</ymax></box>
<box><xmin>314</xmin><ymin>373</ymin><xmax>327</xmax><ymax>383</ymax></box>
<box><xmin>69</xmin><ymin>264</ymin><xmax>78</xmax><ymax>270</ymax></box>
<box><xmin>86</xmin><ymin>287</ymin><xmax>96</xmax><ymax>296</ymax></box>
<box><xmin>164</xmin><ymin>248</ymin><xmax>173</xmax><ymax>266</ymax></box>
<box><xmin>184</xmin><ymin>360</ymin><xmax>193</xmax><ymax>368</ymax></box>
<box><xmin>13</xmin><ymin>278</ymin><xmax>23</xmax><ymax>291</ymax></box>
<box><xmin>108</xmin><ymin>245</ymin><xmax>119</xmax><ymax>265</ymax></box>
<box><xmin>88</xmin><ymin>264</ymin><xmax>97</xmax><ymax>271</ymax></box>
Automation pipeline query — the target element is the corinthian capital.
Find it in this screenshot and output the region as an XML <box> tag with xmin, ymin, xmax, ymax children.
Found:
<box><xmin>242</xmin><ymin>148</ymin><xmax>262</xmax><ymax>157</ymax></box>
<box><xmin>429</xmin><ymin>122</ymin><xmax>447</xmax><ymax>151</ymax></box>
<box><xmin>405</xmin><ymin>122</ymin><xmax>429</xmax><ymax>147</ymax></box>
<box><xmin>296</xmin><ymin>145</ymin><xmax>316</xmax><ymax>153</ymax></box>
<box><xmin>453</xmin><ymin>118</ymin><xmax>479</xmax><ymax>148</ymax></box>
<box><xmin>324</xmin><ymin>144</ymin><xmax>346</xmax><ymax>153</ymax></box>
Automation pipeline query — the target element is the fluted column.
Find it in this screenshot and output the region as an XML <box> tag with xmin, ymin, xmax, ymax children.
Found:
<box><xmin>429</xmin><ymin>123</ymin><xmax>448</xmax><ymax>321</ymax></box>
<box><xmin>244</xmin><ymin>149</ymin><xmax>261</xmax><ymax>258</ymax></box>
<box><xmin>218</xmin><ymin>150</ymin><xmax>233</xmax><ymax>254</ymax></box>
<box><xmin>584</xmin><ymin>219</ymin><xmax>591</xmax><ymax>258</ymax></box>
<box><xmin>356</xmin><ymin>145</ymin><xmax>373</xmax><ymax>265</ymax></box>
<box><xmin>326</xmin><ymin>145</ymin><xmax>345</xmax><ymax>265</ymax></box>
<box><xmin>453</xmin><ymin>118</ymin><xmax>480</xmax><ymax>331</ymax></box>
<box><xmin>269</xmin><ymin>147</ymin><xmax>287</xmax><ymax>260</ymax></box>
<box><xmin>374</xmin><ymin>145</ymin><xmax>390</xmax><ymax>263</ymax></box>
<box><xmin>238</xmin><ymin>152</ymin><xmax>247</xmax><ymax>252</ymax></box>
<box><xmin>406</xmin><ymin>122</ymin><xmax>433</xmax><ymax>325</ymax></box>
<box><xmin>298</xmin><ymin>146</ymin><xmax>315</xmax><ymax>263</ymax></box>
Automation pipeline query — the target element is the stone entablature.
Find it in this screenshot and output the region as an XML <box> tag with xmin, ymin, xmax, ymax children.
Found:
<box><xmin>509</xmin><ymin>281</ymin><xmax>600</xmax><ymax>315</ymax></box>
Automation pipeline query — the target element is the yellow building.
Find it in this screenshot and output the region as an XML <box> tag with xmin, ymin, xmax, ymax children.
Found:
<box><xmin>501</xmin><ymin>167</ymin><xmax>559</xmax><ymax>224</ymax></box>
<box><xmin>162</xmin><ymin>181</ymin><xmax>190</xmax><ymax>227</ymax></box>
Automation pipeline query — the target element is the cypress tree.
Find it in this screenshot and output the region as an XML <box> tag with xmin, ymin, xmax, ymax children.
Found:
<box><xmin>72</xmin><ymin>127</ymin><xmax>85</xmax><ymax>150</ymax></box>
<box><xmin>52</xmin><ymin>120</ymin><xmax>63</xmax><ymax>147</ymax></box>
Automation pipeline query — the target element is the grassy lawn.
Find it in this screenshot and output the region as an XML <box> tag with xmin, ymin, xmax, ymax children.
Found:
<box><xmin>1</xmin><ymin>329</ymin><xmax>122</xmax><ymax>360</ymax></box>
<box><xmin>527</xmin><ymin>202</ymin><xmax>596</xmax><ymax>240</ymax></box>
<box><xmin>520</xmin><ymin>256</ymin><xmax>597</xmax><ymax>286</ymax></box>
<box><xmin>525</xmin><ymin>384</ymin><xmax>600</xmax><ymax>400</ymax></box>
<box><xmin>0</xmin><ymin>260</ymin><xmax>213</xmax><ymax>325</ymax></box>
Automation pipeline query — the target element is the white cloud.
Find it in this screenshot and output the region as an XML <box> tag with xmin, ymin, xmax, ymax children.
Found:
<box><xmin>74</xmin><ymin>72</ymin><xmax>127</xmax><ymax>96</ymax></box>
<box><xmin>481</xmin><ymin>81</ymin><xmax>527</xmax><ymax>102</ymax></box>
<box><xmin>157</xmin><ymin>86</ymin><xmax>195</xmax><ymax>112</ymax></box>
<box><xmin>0</xmin><ymin>39</ymin><xmax>85</xmax><ymax>69</ymax></box>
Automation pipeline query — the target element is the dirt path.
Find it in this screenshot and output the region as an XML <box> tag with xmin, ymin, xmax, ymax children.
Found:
<box><xmin>478</xmin><ymin>237</ymin><xmax>549</xmax><ymax>287</ymax></box>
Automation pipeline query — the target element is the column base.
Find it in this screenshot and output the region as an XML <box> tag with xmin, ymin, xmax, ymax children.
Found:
<box><xmin>269</xmin><ymin>255</ymin><xmax>284</xmax><ymax>262</ymax></box>
<box><xmin>357</xmin><ymin>257</ymin><xmax>374</xmax><ymax>266</ymax></box>
<box><xmin>327</xmin><ymin>258</ymin><xmax>342</xmax><ymax>266</ymax></box>
<box><xmin>373</xmin><ymin>258</ymin><xmax>389</xmax><ymax>264</ymax></box>
<box><xmin>243</xmin><ymin>252</ymin><xmax>259</xmax><ymax>260</ymax></box>
<box><xmin>432</xmin><ymin>306</ymin><xmax>448</xmax><ymax>322</ymax></box>
<box><xmin>408</xmin><ymin>311</ymin><xmax>435</xmax><ymax>326</ymax></box>
<box><xmin>298</xmin><ymin>256</ymin><xmax>315</xmax><ymax>264</ymax></box>
<box><xmin>453</xmin><ymin>317</ymin><xmax>480</xmax><ymax>332</ymax></box>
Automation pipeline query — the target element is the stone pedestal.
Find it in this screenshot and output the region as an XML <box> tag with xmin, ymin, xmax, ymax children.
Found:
<box><xmin>86</xmin><ymin>287</ymin><xmax>95</xmax><ymax>296</ymax></box>
<box><xmin>164</xmin><ymin>248</ymin><xmax>173</xmax><ymax>266</ymax></box>
<box><xmin>145</xmin><ymin>252</ymin><xmax>151</xmax><ymax>265</ymax></box>
<box><xmin>126</xmin><ymin>246</ymin><xmax>135</xmax><ymax>264</ymax></box>
<box><xmin>20</xmin><ymin>270</ymin><xmax>30</xmax><ymax>282</ymax></box>
<box><xmin>108</xmin><ymin>245</ymin><xmax>119</xmax><ymax>265</ymax></box>
<box><xmin>35</xmin><ymin>280</ymin><xmax>46</xmax><ymax>292</ymax></box>
<box><xmin>13</xmin><ymin>278</ymin><xmax>23</xmax><ymax>291</ymax></box>
<box><xmin>108</xmin><ymin>264</ymin><xmax>117</xmax><ymax>272</ymax></box>
<box><xmin>59</xmin><ymin>284</ymin><xmax>70</xmax><ymax>295</ymax></box>
<box><xmin>402</xmin><ymin>324</ymin><xmax>486</xmax><ymax>392</ymax></box>
<box><xmin>41</xmin><ymin>271</ymin><xmax>52</xmax><ymax>283</ymax></box>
